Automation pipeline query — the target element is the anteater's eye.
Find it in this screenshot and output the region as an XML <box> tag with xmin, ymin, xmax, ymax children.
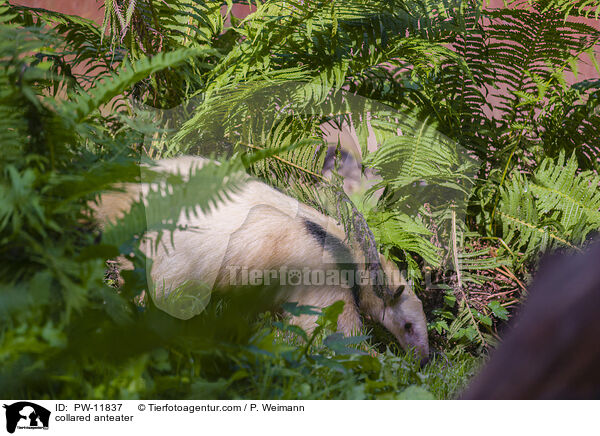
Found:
<box><xmin>404</xmin><ymin>322</ymin><xmax>413</xmax><ymax>332</ymax></box>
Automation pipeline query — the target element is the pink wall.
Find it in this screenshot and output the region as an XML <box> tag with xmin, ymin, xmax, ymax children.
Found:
<box><xmin>12</xmin><ymin>0</ymin><xmax>105</xmax><ymax>22</ymax></box>
<box><xmin>11</xmin><ymin>1</ymin><xmax>254</xmax><ymax>25</ymax></box>
<box><xmin>11</xmin><ymin>0</ymin><xmax>599</xmax><ymax>82</ymax></box>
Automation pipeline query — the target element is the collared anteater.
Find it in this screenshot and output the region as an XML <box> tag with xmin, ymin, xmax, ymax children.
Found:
<box><xmin>93</xmin><ymin>156</ymin><xmax>429</xmax><ymax>362</ymax></box>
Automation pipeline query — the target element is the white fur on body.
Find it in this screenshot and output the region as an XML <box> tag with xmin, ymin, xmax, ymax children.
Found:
<box><xmin>93</xmin><ymin>156</ymin><xmax>429</xmax><ymax>360</ymax></box>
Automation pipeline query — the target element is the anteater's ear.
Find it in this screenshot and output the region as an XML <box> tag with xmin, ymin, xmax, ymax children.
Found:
<box><xmin>394</xmin><ymin>284</ymin><xmax>406</xmax><ymax>296</ymax></box>
<box><xmin>385</xmin><ymin>285</ymin><xmax>405</xmax><ymax>305</ymax></box>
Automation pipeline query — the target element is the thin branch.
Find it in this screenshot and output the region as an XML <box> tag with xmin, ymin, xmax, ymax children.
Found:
<box><xmin>451</xmin><ymin>206</ymin><xmax>487</xmax><ymax>347</ymax></box>
<box><xmin>240</xmin><ymin>142</ymin><xmax>328</xmax><ymax>182</ymax></box>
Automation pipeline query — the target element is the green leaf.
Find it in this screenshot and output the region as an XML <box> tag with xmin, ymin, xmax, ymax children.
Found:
<box><xmin>281</xmin><ymin>302</ymin><xmax>322</xmax><ymax>317</ymax></box>
<box><xmin>323</xmin><ymin>332</ymin><xmax>370</xmax><ymax>355</ymax></box>
<box><xmin>396</xmin><ymin>385</ymin><xmax>435</xmax><ymax>400</ymax></box>
<box><xmin>316</xmin><ymin>300</ymin><xmax>345</xmax><ymax>330</ymax></box>
<box><xmin>63</xmin><ymin>48</ymin><xmax>216</xmax><ymax>122</ymax></box>
<box><xmin>488</xmin><ymin>301</ymin><xmax>509</xmax><ymax>321</ymax></box>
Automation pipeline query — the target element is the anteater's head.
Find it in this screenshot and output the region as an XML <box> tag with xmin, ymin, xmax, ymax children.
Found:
<box><xmin>369</xmin><ymin>256</ymin><xmax>430</xmax><ymax>365</ymax></box>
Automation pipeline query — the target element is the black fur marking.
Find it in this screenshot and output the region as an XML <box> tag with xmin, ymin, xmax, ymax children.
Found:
<box><xmin>303</xmin><ymin>218</ymin><xmax>361</xmax><ymax>307</ymax></box>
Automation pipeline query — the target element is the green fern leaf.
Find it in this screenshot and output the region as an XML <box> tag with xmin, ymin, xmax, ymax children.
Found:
<box><xmin>62</xmin><ymin>48</ymin><xmax>216</xmax><ymax>122</ymax></box>
<box><xmin>498</xmin><ymin>152</ymin><xmax>600</xmax><ymax>258</ymax></box>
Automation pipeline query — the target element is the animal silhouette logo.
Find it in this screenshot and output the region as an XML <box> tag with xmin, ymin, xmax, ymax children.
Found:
<box><xmin>3</xmin><ymin>402</ymin><xmax>50</xmax><ymax>434</ymax></box>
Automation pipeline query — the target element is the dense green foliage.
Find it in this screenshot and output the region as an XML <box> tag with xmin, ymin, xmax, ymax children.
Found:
<box><xmin>0</xmin><ymin>0</ymin><xmax>598</xmax><ymax>399</ymax></box>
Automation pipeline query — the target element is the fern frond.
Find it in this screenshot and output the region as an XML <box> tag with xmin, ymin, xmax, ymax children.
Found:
<box><xmin>498</xmin><ymin>152</ymin><xmax>600</xmax><ymax>259</ymax></box>
<box><xmin>523</xmin><ymin>0</ymin><xmax>600</xmax><ymax>19</ymax></box>
<box><xmin>486</xmin><ymin>3</ymin><xmax>599</xmax><ymax>122</ymax></box>
<box><xmin>531</xmin><ymin>152</ymin><xmax>600</xmax><ymax>243</ymax></box>
<box><xmin>101</xmin><ymin>158</ymin><xmax>246</xmax><ymax>250</ymax></box>
<box><xmin>368</xmin><ymin>210</ymin><xmax>441</xmax><ymax>267</ymax></box>
<box><xmin>364</xmin><ymin>114</ymin><xmax>475</xmax><ymax>192</ymax></box>
<box><xmin>61</xmin><ymin>47</ymin><xmax>214</xmax><ymax>122</ymax></box>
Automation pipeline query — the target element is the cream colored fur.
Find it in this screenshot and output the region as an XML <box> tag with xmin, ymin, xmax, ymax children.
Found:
<box><xmin>92</xmin><ymin>156</ymin><xmax>429</xmax><ymax>360</ymax></box>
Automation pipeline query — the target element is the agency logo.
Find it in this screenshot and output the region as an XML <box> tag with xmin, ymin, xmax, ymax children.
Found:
<box><xmin>3</xmin><ymin>402</ymin><xmax>50</xmax><ymax>434</ymax></box>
